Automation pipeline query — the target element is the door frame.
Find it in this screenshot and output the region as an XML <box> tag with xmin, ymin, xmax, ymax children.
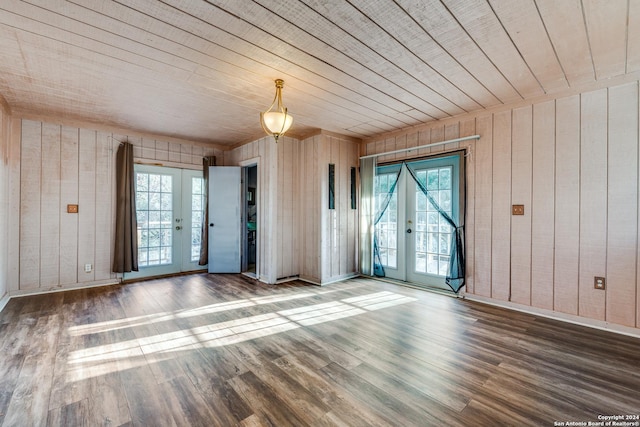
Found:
<box><xmin>125</xmin><ymin>164</ymin><xmax>207</xmax><ymax>281</ymax></box>
<box><xmin>239</xmin><ymin>157</ymin><xmax>260</xmax><ymax>277</ymax></box>
<box><xmin>374</xmin><ymin>150</ymin><xmax>466</xmax><ymax>291</ymax></box>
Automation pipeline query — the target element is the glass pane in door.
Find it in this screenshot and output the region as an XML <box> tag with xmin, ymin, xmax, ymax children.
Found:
<box><xmin>190</xmin><ymin>176</ymin><xmax>205</xmax><ymax>262</ymax></box>
<box><xmin>414</xmin><ymin>166</ymin><xmax>453</xmax><ymax>276</ymax></box>
<box><xmin>136</xmin><ymin>171</ymin><xmax>174</xmax><ymax>267</ymax></box>
<box><xmin>374</xmin><ymin>172</ymin><xmax>398</xmax><ymax>268</ymax></box>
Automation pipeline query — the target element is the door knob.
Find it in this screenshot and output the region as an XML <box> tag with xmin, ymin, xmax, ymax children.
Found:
<box><xmin>176</xmin><ymin>226</ymin><xmax>182</xmax><ymax>230</ymax></box>
<box><xmin>406</xmin><ymin>228</ymin><xmax>412</xmax><ymax>233</ymax></box>
<box><xmin>209</xmin><ymin>223</ymin><xmax>214</xmax><ymax>227</ymax></box>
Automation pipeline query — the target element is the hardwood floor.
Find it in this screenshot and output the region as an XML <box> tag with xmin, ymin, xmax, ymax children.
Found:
<box><xmin>1</xmin><ymin>274</ymin><xmax>639</xmax><ymax>426</ymax></box>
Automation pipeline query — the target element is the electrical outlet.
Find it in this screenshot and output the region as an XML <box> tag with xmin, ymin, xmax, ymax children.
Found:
<box><xmin>594</xmin><ymin>276</ymin><xmax>605</xmax><ymax>290</ymax></box>
<box><xmin>84</xmin><ymin>263</ymin><xmax>92</xmax><ymax>273</ymax></box>
<box><xmin>512</xmin><ymin>205</ymin><xmax>525</xmax><ymax>215</ymax></box>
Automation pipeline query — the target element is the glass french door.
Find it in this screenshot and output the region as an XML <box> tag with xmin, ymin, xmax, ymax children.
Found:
<box><xmin>125</xmin><ymin>165</ymin><xmax>206</xmax><ymax>280</ymax></box>
<box><xmin>375</xmin><ymin>154</ymin><xmax>462</xmax><ymax>290</ymax></box>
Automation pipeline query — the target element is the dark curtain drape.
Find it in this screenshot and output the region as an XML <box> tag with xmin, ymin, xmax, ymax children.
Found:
<box><xmin>113</xmin><ymin>142</ymin><xmax>138</xmax><ymax>273</ymax></box>
<box><xmin>198</xmin><ymin>156</ymin><xmax>217</xmax><ymax>265</ymax></box>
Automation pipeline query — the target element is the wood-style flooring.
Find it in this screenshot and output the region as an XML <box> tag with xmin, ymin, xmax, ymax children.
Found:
<box><xmin>1</xmin><ymin>274</ymin><xmax>639</xmax><ymax>426</ymax></box>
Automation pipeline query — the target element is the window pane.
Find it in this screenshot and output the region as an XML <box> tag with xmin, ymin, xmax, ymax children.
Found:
<box><xmin>191</xmin><ymin>177</ymin><xmax>205</xmax><ymax>262</ymax></box>
<box><xmin>135</xmin><ymin>171</ymin><xmax>174</xmax><ymax>267</ymax></box>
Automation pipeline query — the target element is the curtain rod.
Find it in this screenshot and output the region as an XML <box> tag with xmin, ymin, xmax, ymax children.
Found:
<box><xmin>359</xmin><ymin>134</ymin><xmax>480</xmax><ymax>159</ymax></box>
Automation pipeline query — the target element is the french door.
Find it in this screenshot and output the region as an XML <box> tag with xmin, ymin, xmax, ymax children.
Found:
<box><xmin>375</xmin><ymin>154</ymin><xmax>462</xmax><ymax>290</ymax></box>
<box><xmin>125</xmin><ymin>165</ymin><xmax>206</xmax><ymax>279</ymax></box>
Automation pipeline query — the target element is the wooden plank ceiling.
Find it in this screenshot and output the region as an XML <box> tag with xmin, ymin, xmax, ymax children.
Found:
<box><xmin>0</xmin><ymin>0</ymin><xmax>637</xmax><ymax>147</ymax></box>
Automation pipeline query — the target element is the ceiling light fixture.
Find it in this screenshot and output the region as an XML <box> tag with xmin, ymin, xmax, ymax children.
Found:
<box><xmin>260</xmin><ymin>79</ymin><xmax>293</xmax><ymax>143</ymax></box>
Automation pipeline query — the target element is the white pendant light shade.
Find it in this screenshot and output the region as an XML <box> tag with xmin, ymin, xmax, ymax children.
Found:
<box><xmin>260</xmin><ymin>79</ymin><xmax>293</xmax><ymax>142</ymax></box>
<box><xmin>261</xmin><ymin>111</ymin><xmax>293</xmax><ymax>135</ymax></box>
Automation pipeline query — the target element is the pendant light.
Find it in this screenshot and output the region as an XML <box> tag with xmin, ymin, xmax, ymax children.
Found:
<box><xmin>260</xmin><ymin>79</ymin><xmax>293</xmax><ymax>143</ymax></box>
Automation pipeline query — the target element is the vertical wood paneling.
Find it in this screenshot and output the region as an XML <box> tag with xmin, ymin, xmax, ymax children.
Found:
<box><xmin>59</xmin><ymin>126</ymin><xmax>79</xmax><ymax>285</ymax></box>
<box><xmin>39</xmin><ymin>123</ymin><xmax>61</xmax><ymax>287</ymax></box>
<box><xmin>418</xmin><ymin>129</ymin><xmax>431</xmax><ymax>157</ymax></box>
<box><xmin>628</xmin><ymin>0</ymin><xmax>640</xmax><ymax>73</ymax></box>
<box><xmin>348</xmin><ymin>141</ymin><xmax>359</xmax><ymax>273</ymax></box>
<box><xmin>15</xmin><ymin>120</ymin><xmax>214</xmax><ymax>290</ymax></box>
<box><xmin>155</xmin><ymin>140</ymin><xmax>169</xmax><ymax>161</ymax></box>
<box><xmin>300</xmin><ymin>135</ymin><xmax>321</xmax><ymax>282</ymax></box>
<box><xmin>8</xmin><ymin>118</ymin><xmax>21</xmax><ymax>292</ymax></box>
<box><xmin>276</xmin><ymin>136</ymin><xmax>299</xmax><ymax>279</ymax></box>
<box><xmin>20</xmin><ymin>120</ymin><xmax>42</xmax><ymax>289</ymax></box>
<box><xmin>444</xmin><ymin>123</ymin><xmax>460</xmax><ymax>151</ymax></box>
<box><xmin>460</xmin><ymin>119</ymin><xmax>476</xmax><ymax>294</ymax></box>
<box><xmin>579</xmin><ymin>89</ymin><xmax>607</xmax><ymax>320</ymax></box>
<box><xmin>339</xmin><ymin>138</ymin><xmax>349</xmax><ymax>276</ymax></box>
<box><xmin>0</xmin><ymin>108</ymin><xmax>8</xmax><ymax>299</ymax></box>
<box><xmin>320</xmin><ymin>137</ymin><xmax>331</xmax><ymax>282</ymax></box>
<box><xmin>491</xmin><ymin>110</ymin><xmax>512</xmax><ymax>301</ymax></box>
<box><xmin>405</xmin><ymin>132</ymin><xmax>418</xmax><ymax>159</ymax></box>
<box><xmin>606</xmin><ymin>83</ymin><xmax>638</xmax><ymax>327</ymax></box>
<box><xmin>554</xmin><ymin>95</ymin><xmax>581</xmax><ymax>315</ymax></box>
<box><xmin>77</xmin><ymin>129</ymin><xmax>96</xmax><ymax>282</ymax></box>
<box><xmin>94</xmin><ymin>132</ymin><xmax>113</xmax><ymax>281</ymax></box>
<box><xmin>141</xmin><ymin>138</ymin><xmax>155</xmax><ymax>160</ymax></box>
<box><xmin>531</xmin><ymin>100</ymin><xmax>556</xmax><ymax>310</ymax></box>
<box><xmin>429</xmin><ymin>125</ymin><xmax>445</xmax><ymax>154</ymax></box>
<box><xmin>474</xmin><ymin>115</ymin><xmax>493</xmax><ymax>297</ymax></box>
<box><xmin>510</xmin><ymin>106</ymin><xmax>533</xmax><ymax>305</ymax></box>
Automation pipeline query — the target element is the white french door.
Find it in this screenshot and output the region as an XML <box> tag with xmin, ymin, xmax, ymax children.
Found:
<box><xmin>125</xmin><ymin>165</ymin><xmax>206</xmax><ymax>280</ymax></box>
<box><xmin>375</xmin><ymin>154</ymin><xmax>462</xmax><ymax>290</ymax></box>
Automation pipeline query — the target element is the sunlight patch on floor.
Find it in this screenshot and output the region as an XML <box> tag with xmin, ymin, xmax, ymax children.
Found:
<box><xmin>65</xmin><ymin>290</ymin><xmax>417</xmax><ymax>382</ymax></box>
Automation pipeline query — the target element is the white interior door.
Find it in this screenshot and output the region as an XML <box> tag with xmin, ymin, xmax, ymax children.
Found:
<box><xmin>375</xmin><ymin>154</ymin><xmax>462</xmax><ymax>290</ymax></box>
<box><xmin>208</xmin><ymin>166</ymin><xmax>241</xmax><ymax>273</ymax></box>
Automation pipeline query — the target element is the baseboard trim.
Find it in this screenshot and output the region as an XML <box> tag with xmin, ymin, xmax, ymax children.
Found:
<box><xmin>299</xmin><ymin>273</ymin><xmax>360</xmax><ymax>287</ymax></box>
<box><xmin>9</xmin><ymin>279</ymin><xmax>121</xmax><ymax>298</ymax></box>
<box><xmin>0</xmin><ymin>293</ymin><xmax>10</xmax><ymax>313</ymax></box>
<box><xmin>464</xmin><ymin>294</ymin><xmax>640</xmax><ymax>339</ymax></box>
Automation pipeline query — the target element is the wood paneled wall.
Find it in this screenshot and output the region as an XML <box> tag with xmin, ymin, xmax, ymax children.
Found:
<box><xmin>227</xmin><ymin>133</ymin><xmax>359</xmax><ymax>284</ymax></box>
<box><xmin>364</xmin><ymin>80</ymin><xmax>640</xmax><ymax>331</ymax></box>
<box><xmin>225</xmin><ymin>136</ymin><xmax>279</xmax><ymax>283</ymax></box>
<box><xmin>299</xmin><ymin>133</ymin><xmax>360</xmax><ymax>284</ymax></box>
<box><xmin>9</xmin><ymin>119</ymin><xmax>220</xmax><ymax>293</ymax></box>
<box><xmin>0</xmin><ymin>104</ymin><xmax>10</xmax><ymax>302</ymax></box>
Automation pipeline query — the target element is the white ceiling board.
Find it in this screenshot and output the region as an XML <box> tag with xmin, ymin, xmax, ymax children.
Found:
<box><xmin>582</xmin><ymin>0</ymin><xmax>628</xmax><ymax>80</ymax></box>
<box><xmin>395</xmin><ymin>0</ymin><xmax>522</xmax><ymax>105</ymax></box>
<box><xmin>350</xmin><ymin>0</ymin><xmax>501</xmax><ymax>109</ymax></box>
<box><xmin>0</xmin><ymin>0</ymin><xmax>635</xmax><ymax>147</ymax></box>
<box><xmin>488</xmin><ymin>0</ymin><xmax>568</xmax><ymax>93</ymax></box>
<box><xmin>628</xmin><ymin>0</ymin><xmax>640</xmax><ymax>73</ymax></box>
<box><xmin>534</xmin><ymin>0</ymin><xmax>595</xmax><ymax>87</ymax></box>
<box><xmin>441</xmin><ymin>0</ymin><xmax>545</xmax><ymax>99</ymax></box>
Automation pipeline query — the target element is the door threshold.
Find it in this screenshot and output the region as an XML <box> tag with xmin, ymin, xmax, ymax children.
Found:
<box><xmin>122</xmin><ymin>269</ymin><xmax>207</xmax><ymax>284</ymax></box>
<box><xmin>242</xmin><ymin>272</ymin><xmax>258</xmax><ymax>279</ymax></box>
<box><xmin>370</xmin><ymin>276</ymin><xmax>460</xmax><ymax>298</ymax></box>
